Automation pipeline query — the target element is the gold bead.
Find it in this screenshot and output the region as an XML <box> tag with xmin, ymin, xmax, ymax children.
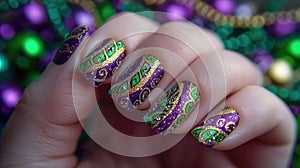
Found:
<box><xmin>269</xmin><ymin>59</ymin><xmax>293</xmax><ymax>84</ymax></box>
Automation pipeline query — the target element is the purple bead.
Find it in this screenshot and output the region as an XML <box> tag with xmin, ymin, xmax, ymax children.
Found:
<box><xmin>212</xmin><ymin>0</ymin><xmax>236</xmax><ymax>15</ymax></box>
<box><xmin>251</xmin><ymin>50</ymin><xmax>274</xmax><ymax>72</ymax></box>
<box><xmin>290</xmin><ymin>105</ymin><xmax>300</xmax><ymax>116</ymax></box>
<box><xmin>157</xmin><ymin>2</ymin><xmax>194</xmax><ymax>21</ymax></box>
<box><xmin>267</xmin><ymin>18</ymin><xmax>297</xmax><ymax>37</ymax></box>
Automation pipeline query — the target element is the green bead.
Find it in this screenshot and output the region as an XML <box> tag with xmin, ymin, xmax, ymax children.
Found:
<box><xmin>130</xmin><ymin>73</ymin><xmax>141</xmax><ymax>88</ymax></box>
<box><xmin>288</xmin><ymin>38</ymin><xmax>300</xmax><ymax>58</ymax></box>
<box><xmin>278</xmin><ymin>88</ymin><xmax>289</xmax><ymax>99</ymax></box>
<box><xmin>18</xmin><ymin>0</ymin><xmax>28</xmax><ymax>4</ymax></box>
<box><xmin>237</xmin><ymin>34</ymin><xmax>250</xmax><ymax>47</ymax></box>
<box><xmin>8</xmin><ymin>0</ymin><xmax>19</xmax><ymax>9</ymax></box>
<box><xmin>98</xmin><ymin>2</ymin><xmax>115</xmax><ymax>22</ymax></box>
<box><xmin>0</xmin><ymin>2</ymin><xmax>9</xmax><ymax>11</ymax></box>
<box><xmin>267</xmin><ymin>85</ymin><xmax>278</xmax><ymax>94</ymax></box>
<box><xmin>289</xmin><ymin>91</ymin><xmax>300</xmax><ymax>101</ymax></box>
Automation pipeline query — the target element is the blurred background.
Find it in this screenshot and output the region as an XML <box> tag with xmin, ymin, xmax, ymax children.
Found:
<box><xmin>0</xmin><ymin>0</ymin><xmax>299</xmax><ymax>166</ymax></box>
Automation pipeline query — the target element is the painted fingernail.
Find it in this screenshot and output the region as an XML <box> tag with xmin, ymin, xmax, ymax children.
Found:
<box><xmin>78</xmin><ymin>38</ymin><xmax>126</xmax><ymax>87</ymax></box>
<box><xmin>191</xmin><ymin>107</ymin><xmax>240</xmax><ymax>147</ymax></box>
<box><xmin>53</xmin><ymin>25</ymin><xmax>89</xmax><ymax>65</ymax></box>
<box><xmin>110</xmin><ymin>55</ymin><xmax>164</xmax><ymax>111</ymax></box>
<box><xmin>143</xmin><ymin>81</ymin><xmax>200</xmax><ymax>134</ymax></box>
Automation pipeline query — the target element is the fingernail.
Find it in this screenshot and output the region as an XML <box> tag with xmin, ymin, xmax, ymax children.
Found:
<box><xmin>191</xmin><ymin>107</ymin><xmax>240</xmax><ymax>147</ymax></box>
<box><xmin>53</xmin><ymin>25</ymin><xmax>89</xmax><ymax>65</ymax></box>
<box><xmin>78</xmin><ymin>38</ymin><xmax>126</xmax><ymax>87</ymax></box>
<box><xmin>110</xmin><ymin>55</ymin><xmax>164</xmax><ymax>111</ymax></box>
<box><xmin>144</xmin><ymin>81</ymin><xmax>200</xmax><ymax>134</ymax></box>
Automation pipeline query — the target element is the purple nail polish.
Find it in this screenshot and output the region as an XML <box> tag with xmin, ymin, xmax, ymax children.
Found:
<box><xmin>191</xmin><ymin>107</ymin><xmax>240</xmax><ymax>147</ymax></box>
<box><xmin>53</xmin><ymin>25</ymin><xmax>89</xmax><ymax>65</ymax></box>
<box><xmin>144</xmin><ymin>81</ymin><xmax>200</xmax><ymax>134</ymax></box>
<box><xmin>110</xmin><ymin>55</ymin><xmax>164</xmax><ymax>111</ymax></box>
<box><xmin>78</xmin><ymin>38</ymin><xmax>126</xmax><ymax>87</ymax></box>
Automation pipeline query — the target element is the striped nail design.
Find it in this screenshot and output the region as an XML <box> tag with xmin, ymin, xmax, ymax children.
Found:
<box><xmin>144</xmin><ymin>81</ymin><xmax>200</xmax><ymax>134</ymax></box>
<box><xmin>191</xmin><ymin>107</ymin><xmax>240</xmax><ymax>147</ymax></box>
<box><xmin>110</xmin><ymin>55</ymin><xmax>164</xmax><ymax>111</ymax></box>
<box><xmin>53</xmin><ymin>25</ymin><xmax>89</xmax><ymax>65</ymax></box>
<box><xmin>78</xmin><ymin>38</ymin><xmax>126</xmax><ymax>87</ymax></box>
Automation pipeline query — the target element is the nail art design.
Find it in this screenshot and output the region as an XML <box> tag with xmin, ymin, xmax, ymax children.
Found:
<box><xmin>78</xmin><ymin>38</ymin><xmax>126</xmax><ymax>87</ymax></box>
<box><xmin>191</xmin><ymin>107</ymin><xmax>240</xmax><ymax>147</ymax></box>
<box><xmin>143</xmin><ymin>81</ymin><xmax>200</xmax><ymax>134</ymax></box>
<box><xmin>110</xmin><ymin>55</ymin><xmax>164</xmax><ymax>111</ymax></box>
<box><xmin>53</xmin><ymin>25</ymin><xmax>89</xmax><ymax>65</ymax></box>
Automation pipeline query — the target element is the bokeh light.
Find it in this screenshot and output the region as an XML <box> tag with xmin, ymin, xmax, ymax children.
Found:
<box><xmin>269</xmin><ymin>59</ymin><xmax>293</xmax><ymax>84</ymax></box>
<box><xmin>99</xmin><ymin>2</ymin><xmax>116</xmax><ymax>22</ymax></box>
<box><xmin>273</xmin><ymin>19</ymin><xmax>297</xmax><ymax>36</ymax></box>
<box><xmin>0</xmin><ymin>85</ymin><xmax>21</xmax><ymax>115</ymax></box>
<box><xmin>288</xmin><ymin>38</ymin><xmax>300</xmax><ymax>58</ymax></box>
<box><xmin>24</xmin><ymin>2</ymin><xmax>47</xmax><ymax>25</ymax></box>
<box><xmin>8</xmin><ymin>0</ymin><xmax>20</xmax><ymax>9</ymax></box>
<box><xmin>0</xmin><ymin>53</ymin><xmax>9</xmax><ymax>73</ymax></box>
<box><xmin>2</xmin><ymin>87</ymin><xmax>21</xmax><ymax>107</ymax></box>
<box><xmin>16</xmin><ymin>56</ymin><xmax>30</xmax><ymax>69</ymax></box>
<box><xmin>161</xmin><ymin>2</ymin><xmax>193</xmax><ymax>20</ymax></box>
<box><xmin>75</xmin><ymin>11</ymin><xmax>95</xmax><ymax>29</ymax></box>
<box><xmin>213</xmin><ymin>0</ymin><xmax>235</xmax><ymax>15</ymax></box>
<box><xmin>23</xmin><ymin>35</ymin><xmax>44</xmax><ymax>57</ymax></box>
<box><xmin>0</xmin><ymin>24</ymin><xmax>16</xmax><ymax>40</ymax></box>
<box><xmin>252</xmin><ymin>50</ymin><xmax>274</xmax><ymax>72</ymax></box>
<box><xmin>235</xmin><ymin>3</ymin><xmax>254</xmax><ymax>18</ymax></box>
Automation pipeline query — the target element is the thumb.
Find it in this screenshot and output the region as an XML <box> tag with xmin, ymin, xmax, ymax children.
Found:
<box><xmin>0</xmin><ymin>25</ymin><xmax>93</xmax><ymax>168</ymax></box>
<box><xmin>0</xmin><ymin>12</ymin><xmax>160</xmax><ymax>168</ymax></box>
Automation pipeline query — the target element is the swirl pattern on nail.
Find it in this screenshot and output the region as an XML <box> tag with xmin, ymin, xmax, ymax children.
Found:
<box><xmin>53</xmin><ymin>25</ymin><xmax>89</xmax><ymax>65</ymax></box>
<box><xmin>191</xmin><ymin>107</ymin><xmax>240</xmax><ymax>147</ymax></box>
<box><xmin>144</xmin><ymin>81</ymin><xmax>200</xmax><ymax>134</ymax></box>
<box><xmin>110</xmin><ymin>55</ymin><xmax>164</xmax><ymax>111</ymax></box>
<box><xmin>78</xmin><ymin>38</ymin><xmax>126</xmax><ymax>87</ymax></box>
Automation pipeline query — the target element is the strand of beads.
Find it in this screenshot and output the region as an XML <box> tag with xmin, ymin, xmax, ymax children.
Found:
<box><xmin>0</xmin><ymin>0</ymin><xmax>29</xmax><ymax>12</ymax></box>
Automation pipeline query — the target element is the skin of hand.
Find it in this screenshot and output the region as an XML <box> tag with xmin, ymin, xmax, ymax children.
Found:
<box><xmin>0</xmin><ymin>12</ymin><xmax>296</xmax><ymax>168</ymax></box>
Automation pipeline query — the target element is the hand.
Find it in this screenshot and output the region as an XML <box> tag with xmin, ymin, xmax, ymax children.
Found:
<box><xmin>0</xmin><ymin>13</ymin><xmax>296</xmax><ymax>168</ymax></box>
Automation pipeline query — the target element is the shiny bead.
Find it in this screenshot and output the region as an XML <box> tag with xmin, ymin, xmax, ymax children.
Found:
<box><xmin>269</xmin><ymin>59</ymin><xmax>293</xmax><ymax>84</ymax></box>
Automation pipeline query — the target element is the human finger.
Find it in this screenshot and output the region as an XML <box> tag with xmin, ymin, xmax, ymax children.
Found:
<box><xmin>191</xmin><ymin>86</ymin><xmax>296</xmax><ymax>167</ymax></box>
<box><xmin>142</xmin><ymin>49</ymin><xmax>261</xmax><ymax>134</ymax></box>
<box><xmin>0</xmin><ymin>12</ymin><xmax>159</xmax><ymax>167</ymax></box>
<box><xmin>109</xmin><ymin>21</ymin><xmax>224</xmax><ymax>113</ymax></box>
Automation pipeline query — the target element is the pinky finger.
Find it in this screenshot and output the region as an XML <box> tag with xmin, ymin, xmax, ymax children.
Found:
<box><xmin>191</xmin><ymin>85</ymin><xmax>296</xmax><ymax>167</ymax></box>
